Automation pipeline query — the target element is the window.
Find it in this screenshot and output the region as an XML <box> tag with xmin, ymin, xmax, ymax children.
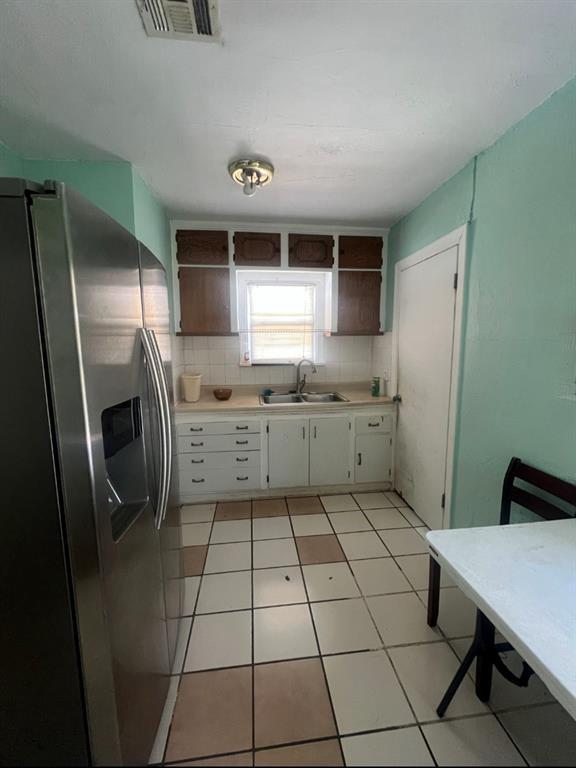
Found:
<box><xmin>236</xmin><ymin>270</ymin><xmax>332</xmax><ymax>364</ymax></box>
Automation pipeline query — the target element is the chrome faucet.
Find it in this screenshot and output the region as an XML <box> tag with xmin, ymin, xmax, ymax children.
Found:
<box><xmin>296</xmin><ymin>358</ymin><xmax>317</xmax><ymax>393</ymax></box>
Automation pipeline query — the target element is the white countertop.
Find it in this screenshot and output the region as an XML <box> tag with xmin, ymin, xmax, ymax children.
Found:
<box><xmin>175</xmin><ymin>383</ymin><xmax>393</xmax><ymax>416</ymax></box>
<box><xmin>427</xmin><ymin>519</ymin><xmax>576</xmax><ymax>719</ymax></box>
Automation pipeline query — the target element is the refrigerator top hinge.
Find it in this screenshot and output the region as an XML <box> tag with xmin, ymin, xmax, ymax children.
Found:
<box><xmin>453</xmin><ymin>272</ymin><xmax>458</xmax><ymax>290</ymax></box>
<box><xmin>441</xmin><ymin>492</ymin><xmax>446</xmax><ymax>509</ymax></box>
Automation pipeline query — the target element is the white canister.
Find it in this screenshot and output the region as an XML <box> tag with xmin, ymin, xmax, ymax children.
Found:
<box><xmin>181</xmin><ymin>373</ymin><xmax>202</xmax><ymax>403</ymax></box>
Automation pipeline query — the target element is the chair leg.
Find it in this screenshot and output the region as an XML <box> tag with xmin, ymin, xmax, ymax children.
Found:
<box><xmin>475</xmin><ymin>611</ymin><xmax>495</xmax><ymax>702</ymax></box>
<box><xmin>427</xmin><ymin>557</ymin><xmax>441</xmax><ymax>627</ymax></box>
<box><xmin>437</xmin><ymin>640</ymin><xmax>477</xmax><ymax>717</ymax></box>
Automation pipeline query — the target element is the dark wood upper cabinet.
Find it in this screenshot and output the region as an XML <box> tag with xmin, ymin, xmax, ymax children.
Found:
<box><xmin>178</xmin><ymin>267</ymin><xmax>231</xmax><ymax>334</ymax></box>
<box><xmin>288</xmin><ymin>234</ymin><xmax>334</xmax><ymax>268</ymax></box>
<box><xmin>339</xmin><ymin>235</ymin><xmax>383</xmax><ymax>269</ymax></box>
<box><xmin>234</xmin><ymin>232</ymin><xmax>281</xmax><ymax>266</ymax></box>
<box><xmin>176</xmin><ymin>230</ymin><xmax>228</xmax><ymax>265</ymax></box>
<box><xmin>337</xmin><ymin>270</ymin><xmax>382</xmax><ymax>334</ymax></box>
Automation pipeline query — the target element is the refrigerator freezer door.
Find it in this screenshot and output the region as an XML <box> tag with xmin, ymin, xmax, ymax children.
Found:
<box><xmin>0</xmin><ymin>185</ymin><xmax>90</xmax><ymax>765</ymax></box>
<box><xmin>31</xmin><ymin>186</ymin><xmax>171</xmax><ymax>765</ymax></box>
<box><xmin>139</xmin><ymin>243</ymin><xmax>184</xmax><ymax>661</ymax></box>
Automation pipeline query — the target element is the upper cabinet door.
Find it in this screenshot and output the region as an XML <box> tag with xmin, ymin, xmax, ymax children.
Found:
<box><xmin>339</xmin><ymin>236</ymin><xmax>383</xmax><ymax>269</ymax></box>
<box><xmin>288</xmin><ymin>234</ymin><xmax>334</xmax><ymax>268</ymax></box>
<box><xmin>234</xmin><ymin>232</ymin><xmax>281</xmax><ymax>266</ymax></box>
<box><xmin>176</xmin><ymin>230</ymin><xmax>228</xmax><ymax>265</ymax></box>
<box><xmin>179</xmin><ymin>267</ymin><xmax>231</xmax><ymax>334</ymax></box>
<box><xmin>337</xmin><ymin>270</ymin><xmax>382</xmax><ymax>334</ymax></box>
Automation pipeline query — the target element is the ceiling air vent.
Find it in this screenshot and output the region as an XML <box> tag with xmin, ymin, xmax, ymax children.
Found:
<box><xmin>136</xmin><ymin>0</ymin><xmax>220</xmax><ymax>42</ymax></box>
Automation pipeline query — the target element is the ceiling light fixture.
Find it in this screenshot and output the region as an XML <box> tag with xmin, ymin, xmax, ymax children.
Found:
<box><xmin>228</xmin><ymin>159</ymin><xmax>274</xmax><ymax>197</ymax></box>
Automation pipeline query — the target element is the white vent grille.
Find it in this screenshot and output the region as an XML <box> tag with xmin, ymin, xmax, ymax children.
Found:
<box><xmin>136</xmin><ymin>0</ymin><xmax>220</xmax><ymax>41</ymax></box>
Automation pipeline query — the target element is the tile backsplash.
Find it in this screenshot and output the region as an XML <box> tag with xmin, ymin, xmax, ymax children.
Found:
<box><xmin>172</xmin><ymin>333</ymin><xmax>392</xmax><ymax>400</ymax></box>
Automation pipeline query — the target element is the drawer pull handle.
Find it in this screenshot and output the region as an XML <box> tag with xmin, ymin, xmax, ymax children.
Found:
<box><xmin>190</xmin><ymin>442</ymin><xmax>204</xmax><ymax>447</ymax></box>
<box><xmin>191</xmin><ymin>458</ymin><xmax>204</xmax><ymax>464</ymax></box>
<box><xmin>368</xmin><ymin>422</ymin><xmax>380</xmax><ymax>427</ymax></box>
<box><xmin>357</xmin><ymin>452</ymin><xmax>362</xmax><ymax>466</ymax></box>
<box><xmin>191</xmin><ymin>478</ymin><xmax>205</xmax><ymax>483</ymax></box>
<box><xmin>236</xmin><ymin>457</ymin><xmax>249</xmax><ymax>462</ymax></box>
<box><xmin>236</xmin><ymin>476</ymin><xmax>249</xmax><ymax>481</ymax></box>
<box><xmin>236</xmin><ymin>440</ymin><xmax>249</xmax><ymax>445</ymax></box>
<box><xmin>190</xmin><ymin>427</ymin><xmax>203</xmax><ymax>432</ymax></box>
<box><xmin>235</xmin><ymin>425</ymin><xmax>249</xmax><ymax>430</ymax></box>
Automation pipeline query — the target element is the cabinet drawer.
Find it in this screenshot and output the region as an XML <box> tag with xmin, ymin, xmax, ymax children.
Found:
<box><xmin>178</xmin><ymin>434</ymin><xmax>261</xmax><ymax>453</ymax></box>
<box><xmin>355</xmin><ymin>414</ymin><xmax>392</xmax><ymax>434</ymax></box>
<box><xmin>179</xmin><ymin>467</ymin><xmax>261</xmax><ymax>494</ymax></box>
<box><xmin>177</xmin><ymin>420</ymin><xmax>261</xmax><ymax>436</ymax></box>
<box><xmin>178</xmin><ymin>451</ymin><xmax>260</xmax><ymax>470</ymax></box>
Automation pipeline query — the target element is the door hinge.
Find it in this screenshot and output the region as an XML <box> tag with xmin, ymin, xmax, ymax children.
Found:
<box><xmin>389</xmin><ymin>467</ymin><xmax>392</xmax><ymax>477</ymax></box>
<box><xmin>453</xmin><ymin>272</ymin><xmax>458</xmax><ymax>290</ymax></box>
<box><xmin>349</xmin><ymin>421</ymin><xmax>351</xmax><ymax>430</ymax></box>
<box><xmin>348</xmin><ymin>470</ymin><xmax>351</xmax><ymax>479</ymax></box>
<box><xmin>179</xmin><ymin>319</ymin><xmax>182</xmax><ymax>329</ymax></box>
<box><xmin>390</xmin><ymin>437</ymin><xmax>393</xmax><ymax>446</ymax></box>
<box><xmin>266</xmin><ymin>474</ymin><xmax>269</xmax><ymax>483</ymax></box>
<box><xmin>441</xmin><ymin>492</ymin><xmax>446</xmax><ymax>509</ymax></box>
<box><xmin>266</xmin><ymin>424</ymin><xmax>269</xmax><ymax>433</ymax></box>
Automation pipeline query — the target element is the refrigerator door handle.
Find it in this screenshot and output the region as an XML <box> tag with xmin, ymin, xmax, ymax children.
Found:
<box><xmin>147</xmin><ymin>329</ymin><xmax>172</xmax><ymax>523</ymax></box>
<box><xmin>140</xmin><ymin>329</ymin><xmax>167</xmax><ymax>529</ymax></box>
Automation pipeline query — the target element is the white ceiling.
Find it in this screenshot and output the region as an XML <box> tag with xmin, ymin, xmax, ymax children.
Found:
<box><xmin>1</xmin><ymin>0</ymin><xmax>575</xmax><ymax>226</ymax></box>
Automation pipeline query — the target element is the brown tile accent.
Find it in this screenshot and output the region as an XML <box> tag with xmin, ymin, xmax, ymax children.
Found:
<box><xmin>165</xmin><ymin>668</ymin><xmax>252</xmax><ymax>762</ymax></box>
<box><xmin>255</xmin><ymin>740</ymin><xmax>343</xmax><ymax>767</ymax></box>
<box><xmin>177</xmin><ymin>752</ymin><xmax>253</xmax><ymax>766</ymax></box>
<box><xmin>287</xmin><ymin>496</ymin><xmax>324</xmax><ymax>516</ymax></box>
<box><xmin>295</xmin><ymin>535</ymin><xmax>346</xmax><ymax>565</ymax></box>
<box><xmin>183</xmin><ymin>545</ymin><xmax>208</xmax><ymax>576</ymax></box>
<box><xmin>252</xmin><ymin>498</ymin><xmax>288</xmax><ymax>518</ymax></box>
<box><xmin>254</xmin><ymin>658</ymin><xmax>336</xmax><ymax>748</ymax></box>
<box><xmin>215</xmin><ymin>501</ymin><xmax>252</xmax><ymax>520</ymax></box>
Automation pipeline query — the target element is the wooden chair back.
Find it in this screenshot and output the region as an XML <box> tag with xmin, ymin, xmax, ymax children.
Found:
<box><xmin>500</xmin><ymin>457</ymin><xmax>576</xmax><ymax>525</ymax></box>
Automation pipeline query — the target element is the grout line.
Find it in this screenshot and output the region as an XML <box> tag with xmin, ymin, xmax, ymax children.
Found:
<box><xmin>250</xmin><ymin>499</ymin><xmax>256</xmax><ymax>755</ymax></box>
<box><xmin>285</xmin><ymin>498</ymin><xmax>347</xmax><ymax>768</ymax></box>
<box><xmin>161</xmin><ymin>507</ymin><xmax>218</xmax><ymax>763</ymax></box>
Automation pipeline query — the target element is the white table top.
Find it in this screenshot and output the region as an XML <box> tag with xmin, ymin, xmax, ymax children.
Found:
<box><xmin>427</xmin><ymin>519</ymin><xmax>576</xmax><ymax>719</ymax></box>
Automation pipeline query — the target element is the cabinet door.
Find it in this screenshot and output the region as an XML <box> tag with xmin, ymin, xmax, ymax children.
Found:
<box><xmin>179</xmin><ymin>267</ymin><xmax>231</xmax><ymax>334</ymax></box>
<box><xmin>268</xmin><ymin>419</ymin><xmax>309</xmax><ymax>488</ymax></box>
<box><xmin>310</xmin><ymin>417</ymin><xmax>351</xmax><ymax>486</ymax></box>
<box><xmin>176</xmin><ymin>230</ymin><xmax>228</xmax><ymax>265</ymax></box>
<box><xmin>337</xmin><ymin>270</ymin><xmax>381</xmax><ymax>334</ymax></box>
<box><xmin>234</xmin><ymin>232</ymin><xmax>281</xmax><ymax>266</ymax></box>
<box><xmin>355</xmin><ymin>434</ymin><xmax>391</xmax><ymax>483</ymax></box>
<box><xmin>339</xmin><ymin>236</ymin><xmax>383</xmax><ymax>269</ymax></box>
<box><xmin>288</xmin><ymin>234</ymin><xmax>334</xmax><ymax>268</ymax></box>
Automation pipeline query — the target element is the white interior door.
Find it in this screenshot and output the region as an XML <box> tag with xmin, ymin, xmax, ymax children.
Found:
<box><xmin>395</xmin><ymin>245</ymin><xmax>458</xmax><ymax>529</ymax></box>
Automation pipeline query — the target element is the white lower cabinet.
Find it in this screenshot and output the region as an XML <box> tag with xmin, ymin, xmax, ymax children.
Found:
<box><xmin>268</xmin><ymin>419</ymin><xmax>309</xmax><ymax>488</ymax></box>
<box><xmin>355</xmin><ymin>433</ymin><xmax>392</xmax><ymax>483</ymax></box>
<box><xmin>309</xmin><ymin>416</ymin><xmax>351</xmax><ymax>486</ymax></box>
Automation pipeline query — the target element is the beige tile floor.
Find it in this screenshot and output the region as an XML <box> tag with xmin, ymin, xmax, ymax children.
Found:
<box><xmin>156</xmin><ymin>494</ymin><xmax>576</xmax><ymax>766</ymax></box>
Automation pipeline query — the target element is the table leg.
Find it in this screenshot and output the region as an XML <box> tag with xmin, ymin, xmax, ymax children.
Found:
<box><xmin>427</xmin><ymin>557</ymin><xmax>441</xmax><ymax>627</ymax></box>
<box><xmin>475</xmin><ymin>610</ymin><xmax>495</xmax><ymax>702</ymax></box>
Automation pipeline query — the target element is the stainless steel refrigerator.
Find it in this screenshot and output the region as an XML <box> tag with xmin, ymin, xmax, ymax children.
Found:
<box><xmin>0</xmin><ymin>178</ymin><xmax>182</xmax><ymax>765</ymax></box>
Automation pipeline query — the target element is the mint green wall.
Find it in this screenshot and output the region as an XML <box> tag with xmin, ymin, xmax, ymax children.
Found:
<box><xmin>0</xmin><ymin>144</ymin><xmax>173</xmax><ymax>309</ymax></box>
<box><xmin>386</xmin><ymin>162</ymin><xmax>475</xmax><ymax>329</ymax></box>
<box><xmin>131</xmin><ymin>171</ymin><xmax>171</xmax><ymax>274</ymax></box>
<box><xmin>388</xmin><ymin>76</ymin><xmax>576</xmax><ymax>528</ymax></box>
<box><xmin>0</xmin><ymin>141</ymin><xmax>24</xmax><ymax>176</ymax></box>
<box><xmin>22</xmin><ymin>158</ymin><xmax>136</xmax><ymax>234</ymax></box>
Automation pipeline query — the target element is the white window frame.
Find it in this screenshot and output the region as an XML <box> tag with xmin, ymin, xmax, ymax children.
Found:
<box><xmin>236</xmin><ymin>269</ymin><xmax>332</xmax><ymax>365</ymax></box>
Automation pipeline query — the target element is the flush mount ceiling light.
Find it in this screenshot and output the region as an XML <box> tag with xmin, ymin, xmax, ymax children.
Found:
<box><xmin>228</xmin><ymin>159</ymin><xmax>274</xmax><ymax>197</ymax></box>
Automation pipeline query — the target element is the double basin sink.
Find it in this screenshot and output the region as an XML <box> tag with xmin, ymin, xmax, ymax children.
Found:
<box><xmin>260</xmin><ymin>391</ymin><xmax>349</xmax><ymax>406</ymax></box>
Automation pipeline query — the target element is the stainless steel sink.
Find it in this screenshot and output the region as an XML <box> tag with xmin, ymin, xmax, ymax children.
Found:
<box><xmin>260</xmin><ymin>393</ymin><xmax>305</xmax><ymax>405</ymax></box>
<box><xmin>301</xmin><ymin>392</ymin><xmax>348</xmax><ymax>403</ymax></box>
<box><xmin>259</xmin><ymin>391</ymin><xmax>348</xmax><ymax>406</ymax></box>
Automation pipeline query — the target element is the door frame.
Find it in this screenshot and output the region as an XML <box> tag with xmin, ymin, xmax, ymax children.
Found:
<box><xmin>391</xmin><ymin>224</ymin><xmax>468</xmax><ymax>528</ymax></box>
